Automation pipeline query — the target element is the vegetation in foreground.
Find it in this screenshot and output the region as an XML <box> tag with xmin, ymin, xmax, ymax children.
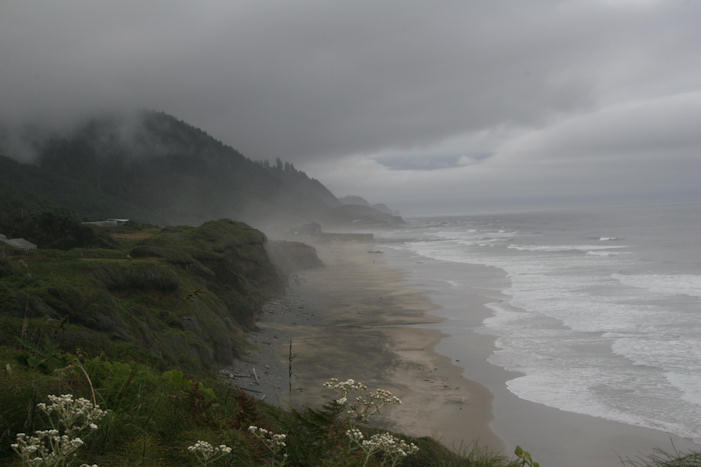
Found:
<box><xmin>622</xmin><ymin>450</ymin><xmax>701</xmax><ymax>467</ymax></box>
<box><xmin>1</xmin><ymin>341</ymin><xmax>535</xmax><ymax>466</ymax></box>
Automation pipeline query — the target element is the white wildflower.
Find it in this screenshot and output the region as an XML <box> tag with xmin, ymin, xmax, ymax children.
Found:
<box><xmin>322</xmin><ymin>378</ymin><xmax>402</xmax><ymax>423</ymax></box>
<box><xmin>186</xmin><ymin>440</ymin><xmax>232</xmax><ymax>466</ymax></box>
<box><xmin>345</xmin><ymin>429</ymin><xmax>420</xmax><ymax>467</ymax></box>
<box><xmin>345</xmin><ymin>428</ymin><xmax>364</xmax><ymax>443</ymax></box>
<box><xmin>218</xmin><ymin>444</ymin><xmax>232</xmax><ymax>454</ymax></box>
<box><xmin>11</xmin><ymin>394</ymin><xmax>106</xmax><ymax>467</ymax></box>
<box><xmin>37</xmin><ymin>394</ymin><xmax>107</xmax><ymax>436</ymax></box>
<box><xmin>248</xmin><ymin>425</ymin><xmax>288</xmax><ymax>464</ymax></box>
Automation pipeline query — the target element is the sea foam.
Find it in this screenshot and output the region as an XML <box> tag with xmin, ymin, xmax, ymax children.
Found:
<box><xmin>612</xmin><ymin>273</ymin><xmax>701</xmax><ymax>298</ymax></box>
<box><xmin>394</xmin><ymin>215</ymin><xmax>701</xmax><ymax>443</ymax></box>
<box><xmin>507</xmin><ymin>244</ymin><xmax>627</xmax><ymax>253</ymax></box>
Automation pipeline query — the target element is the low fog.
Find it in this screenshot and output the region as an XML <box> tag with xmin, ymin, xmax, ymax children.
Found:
<box><xmin>1</xmin><ymin>0</ymin><xmax>700</xmax><ymax>215</ymax></box>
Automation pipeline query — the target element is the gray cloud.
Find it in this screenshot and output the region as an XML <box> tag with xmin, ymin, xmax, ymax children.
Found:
<box><xmin>376</xmin><ymin>152</ymin><xmax>492</xmax><ymax>171</ymax></box>
<box><xmin>313</xmin><ymin>90</ymin><xmax>701</xmax><ymax>214</ymax></box>
<box><xmin>1</xmin><ymin>0</ymin><xmax>700</xmax><ymax>213</ymax></box>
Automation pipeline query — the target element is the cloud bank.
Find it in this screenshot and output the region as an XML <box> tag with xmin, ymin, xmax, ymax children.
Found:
<box><xmin>1</xmin><ymin>0</ymin><xmax>700</xmax><ymax>213</ymax></box>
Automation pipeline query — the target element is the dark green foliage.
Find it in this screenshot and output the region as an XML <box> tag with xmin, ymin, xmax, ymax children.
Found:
<box><xmin>623</xmin><ymin>449</ymin><xmax>701</xmax><ymax>467</ymax></box>
<box><xmin>514</xmin><ymin>445</ymin><xmax>539</xmax><ymax>467</ymax></box>
<box><xmin>94</xmin><ymin>262</ymin><xmax>180</xmax><ymax>292</ymax></box>
<box><xmin>4</xmin><ymin>212</ymin><xmax>116</xmax><ymax>250</ymax></box>
<box><xmin>0</xmin><ymin>347</ymin><xmax>243</xmax><ymax>465</ymax></box>
<box><xmin>14</xmin><ymin>334</ymin><xmax>71</xmax><ymax>374</ymax></box>
<box><xmin>0</xmin><ymin>154</ymin><xmax>149</xmax><ymax>226</ymax></box>
<box><xmin>274</xmin><ymin>404</ymin><xmax>348</xmax><ymax>466</ymax></box>
<box><xmin>138</xmin><ymin>219</ymin><xmax>284</xmax><ymax>329</ymax></box>
<box><xmin>0</xmin><ymin>219</ymin><xmax>281</xmax><ymax>373</ymax></box>
<box><xmin>0</xmin><ymin>258</ymin><xmax>11</xmax><ymax>278</ymax></box>
<box><xmin>64</xmin><ymin>248</ymin><xmax>128</xmax><ymax>259</ymax></box>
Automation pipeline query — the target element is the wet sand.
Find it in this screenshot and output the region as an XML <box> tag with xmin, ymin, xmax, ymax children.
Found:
<box><xmin>225</xmin><ymin>241</ymin><xmax>503</xmax><ymax>452</ymax></box>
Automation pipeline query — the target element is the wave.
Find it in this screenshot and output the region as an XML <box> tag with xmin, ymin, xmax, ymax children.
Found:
<box><xmin>665</xmin><ymin>372</ymin><xmax>701</xmax><ymax>407</ymax></box>
<box><xmin>586</xmin><ymin>250</ymin><xmax>621</xmax><ymax>257</ymax></box>
<box><xmin>508</xmin><ymin>244</ymin><xmax>627</xmax><ymax>253</ymax></box>
<box><xmin>612</xmin><ymin>273</ymin><xmax>701</xmax><ymax>298</ymax></box>
<box><xmin>612</xmin><ymin>335</ymin><xmax>701</xmax><ymax>413</ymax></box>
<box><xmin>394</xmin><ymin>221</ymin><xmax>701</xmax><ymax>443</ymax></box>
<box><xmin>485</xmin><ymin>303</ymin><xmax>701</xmax><ymax>443</ymax></box>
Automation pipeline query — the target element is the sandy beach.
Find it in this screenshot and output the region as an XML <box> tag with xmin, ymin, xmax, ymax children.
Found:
<box><xmin>225</xmin><ymin>240</ymin><xmax>503</xmax><ymax>453</ymax></box>
<box><xmin>225</xmin><ymin>239</ymin><xmax>701</xmax><ymax>466</ymax></box>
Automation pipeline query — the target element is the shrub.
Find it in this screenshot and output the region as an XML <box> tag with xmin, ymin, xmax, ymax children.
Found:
<box><xmin>93</xmin><ymin>263</ymin><xmax>179</xmax><ymax>292</ymax></box>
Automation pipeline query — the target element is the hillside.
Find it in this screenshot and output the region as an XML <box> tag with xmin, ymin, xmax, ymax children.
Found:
<box><xmin>0</xmin><ymin>219</ymin><xmax>290</xmax><ymax>373</ymax></box>
<box><xmin>0</xmin><ymin>111</ymin><xmax>401</xmax><ymax>228</ymax></box>
<box><xmin>0</xmin><ymin>155</ymin><xmax>150</xmax><ymax>226</ymax></box>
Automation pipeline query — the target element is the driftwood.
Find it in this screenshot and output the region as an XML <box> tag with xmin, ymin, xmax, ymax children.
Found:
<box><xmin>251</xmin><ymin>367</ymin><xmax>260</xmax><ymax>385</ymax></box>
<box><xmin>229</xmin><ymin>373</ymin><xmax>251</xmax><ymax>378</ymax></box>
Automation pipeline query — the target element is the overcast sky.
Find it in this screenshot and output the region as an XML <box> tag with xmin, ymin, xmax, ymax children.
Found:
<box><xmin>1</xmin><ymin>0</ymin><xmax>700</xmax><ymax>215</ymax></box>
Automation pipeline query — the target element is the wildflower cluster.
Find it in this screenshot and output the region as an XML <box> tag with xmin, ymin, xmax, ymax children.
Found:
<box><xmin>12</xmin><ymin>431</ymin><xmax>84</xmax><ymax>466</ymax></box>
<box><xmin>186</xmin><ymin>440</ymin><xmax>232</xmax><ymax>466</ymax></box>
<box><xmin>323</xmin><ymin>378</ymin><xmax>367</xmax><ymax>395</ymax></box>
<box><xmin>368</xmin><ymin>388</ymin><xmax>402</xmax><ymax>409</ymax></box>
<box><xmin>37</xmin><ymin>394</ymin><xmax>107</xmax><ymax>435</ymax></box>
<box><xmin>345</xmin><ymin>429</ymin><xmax>419</xmax><ymax>467</ymax></box>
<box><xmin>11</xmin><ymin>394</ymin><xmax>106</xmax><ymax>467</ymax></box>
<box><xmin>248</xmin><ymin>426</ymin><xmax>287</xmax><ymax>466</ymax></box>
<box><xmin>323</xmin><ymin>378</ymin><xmax>401</xmax><ymax>422</ymax></box>
<box><xmin>345</xmin><ymin>428</ymin><xmax>364</xmax><ymax>443</ymax></box>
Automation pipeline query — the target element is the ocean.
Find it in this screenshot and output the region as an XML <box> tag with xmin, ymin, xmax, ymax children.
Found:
<box><xmin>376</xmin><ymin>200</ymin><xmax>701</xmax><ymax>446</ymax></box>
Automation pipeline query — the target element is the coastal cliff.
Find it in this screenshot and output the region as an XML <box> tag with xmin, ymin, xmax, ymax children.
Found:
<box><xmin>0</xmin><ymin>219</ymin><xmax>286</xmax><ymax>372</ymax></box>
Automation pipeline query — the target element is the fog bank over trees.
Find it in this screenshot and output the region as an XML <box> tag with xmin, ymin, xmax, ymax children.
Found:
<box><xmin>1</xmin><ymin>1</ymin><xmax>700</xmax><ymax>214</ymax></box>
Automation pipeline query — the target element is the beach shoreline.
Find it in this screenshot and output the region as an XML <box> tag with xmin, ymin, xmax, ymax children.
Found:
<box><xmin>226</xmin><ymin>238</ymin><xmax>701</xmax><ymax>466</ymax></box>
<box><xmin>380</xmin><ymin>244</ymin><xmax>701</xmax><ymax>467</ymax></box>
<box><xmin>225</xmin><ymin>240</ymin><xmax>503</xmax><ymax>453</ymax></box>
